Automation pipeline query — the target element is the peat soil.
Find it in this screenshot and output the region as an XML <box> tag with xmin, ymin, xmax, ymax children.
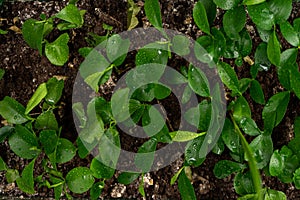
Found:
<box><xmin>0</xmin><ymin>0</ymin><xmax>300</xmax><ymax>199</ymax></box>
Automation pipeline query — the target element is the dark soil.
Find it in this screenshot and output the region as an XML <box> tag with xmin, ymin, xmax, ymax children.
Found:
<box><xmin>0</xmin><ymin>0</ymin><xmax>300</xmax><ymax>199</ymax></box>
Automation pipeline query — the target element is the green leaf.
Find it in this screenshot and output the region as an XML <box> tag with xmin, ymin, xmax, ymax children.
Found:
<box><xmin>290</xmin><ymin>67</ymin><xmax>300</xmax><ymax>99</ymax></box>
<box><xmin>272</xmin><ymin>146</ymin><xmax>299</xmax><ymax>183</ymax></box>
<box><xmin>111</xmin><ymin>88</ymin><xmax>131</xmax><ymax>122</ymax></box>
<box><xmin>152</xmin><ymin>125</ymin><xmax>171</xmax><ymax>143</ymax></box>
<box><xmin>254</xmin><ymin>42</ymin><xmax>271</xmax><ymax>71</ymax></box>
<box><xmin>117</xmin><ymin>172</ymin><xmax>140</xmax><ymax>185</ymax></box>
<box><xmin>0</xmin><ymin>157</ymin><xmax>7</xmax><ymax>171</ymax></box>
<box><xmin>138</xmin><ymin>178</ymin><xmax>145</xmax><ymax>197</ymax></box>
<box><xmin>80</xmin><ymin>98</ymin><xmax>105</xmax><ymax>144</ymax></box>
<box><xmin>0</xmin><ymin>126</ymin><xmax>14</xmax><ymax>143</ymax></box>
<box><xmin>72</xmin><ymin>102</ymin><xmax>87</xmax><ymax>128</ymax></box>
<box><xmin>0</xmin><ymin>96</ymin><xmax>28</xmax><ymax>124</ymax></box>
<box><xmin>90</xmin><ymin>158</ymin><xmax>115</xmax><ymax>179</ymax></box>
<box><xmin>45</xmin><ymin>33</ymin><xmax>70</xmax><ymax>66</ymax></box>
<box><xmin>79</xmin><ymin>48</ymin><xmax>110</xmax><ymax>92</ymax></box>
<box><xmin>35</xmin><ymin>111</ymin><xmax>58</xmax><ymax>131</ymax></box>
<box><xmin>98</xmin><ymin>127</ymin><xmax>120</xmax><ymax>168</ymax></box>
<box><xmin>171</xmin><ymin>35</ymin><xmax>190</xmax><ymax>56</ymax></box>
<box><xmin>184</xmin><ymin>100</ymin><xmax>212</xmax><ymax>131</ymax></box>
<box><xmin>66</xmin><ymin>167</ymin><xmax>95</xmax><ymax>194</ymax></box>
<box><xmin>247</xmin><ymin>3</ymin><xmax>274</xmax><ymax>31</ymax></box>
<box><xmin>277</xmin><ymin>50</ymin><xmax>298</xmax><ymax>90</ymax></box>
<box><xmin>170</xmin><ymin>131</ymin><xmax>205</xmax><ymax>142</ymax></box>
<box><xmin>25</xmin><ymin>83</ymin><xmax>47</xmax><ymax>115</ymax></box>
<box><xmin>182</xmin><ymin>85</ymin><xmax>193</xmax><ymax>104</ymax></box>
<box><xmin>144</xmin><ymin>0</ymin><xmax>162</xmax><ymax>29</ymax></box>
<box><xmin>135</xmin><ymin>43</ymin><xmax>168</xmax><ymax>66</ymax></box>
<box><xmin>280</xmin><ymin>48</ymin><xmax>298</xmax><ymax>66</ymax></box>
<box><xmin>95</xmin><ymin>97</ymin><xmax>113</xmax><ymax>125</ymax></box>
<box><xmin>237</xmin><ymin>78</ymin><xmax>251</xmax><ymax>95</ymax></box>
<box><xmin>178</xmin><ymin>170</ymin><xmax>197</xmax><ymax>200</ymax></box>
<box><xmin>217</xmin><ymin>62</ymin><xmax>240</xmax><ymax>94</ymax></box>
<box><xmin>238</xmin><ymin>29</ymin><xmax>253</xmax><ymax>57</ymax></box>
<box><xmin>45</xmin><ymin>77</ymin><xmax>64</xmax><ymax>105</ymax></box>
<box><xmin>0</xmin><ymin>29</ymin><xmax>8</xmax><ymax>34</ymax></box>
<box><xmin>170</xmin><ymin>167</ymin><xmax>184</xmax><ymax>185</ymax></box>
<box><xmin>212</xmin><ymin>138</ymin><xmax>225</xmax><ymax>155</ymax></box>
<box><xmin>269</xmin><ymin>150</ymin><xmax>284</xmax><ymax>176</ymax></box>
<box><xmin>221</xmin><ymin>118</ymin><xmax>243</xmax><ymax>158</ymax></box>
<box><xmin>185</xmin><ymin>135</ymin><xmax>206</xmax><ymax>167</ymax></box>
<box><xmin>213</xmin><ymin>160</ymin><xmax>246</xmax><ymax>179</ymax></box>
<box><xmin>239</xmin><ymin>117</ymin><xmax>261</xmax><ymax>136</ymax></box>
<box><xmin>16</xmin><ymin>159</ymin><xmax>36</xmax><ymax>194</ymax></box>
<box><xmin>264</xmin><ymin>189</ymin><xmax>286</xmax><ymax>200</ymax></box>
<box><xmin>223</xmin><ymin>6</ymin><xmax>246</xmax><ymax>40</ymax></box>
<box><xmin>232</xmin><ymin>96</ymin><xmax>251</xmax><ymax>122</ymax></box>
<box><xmin>106</xmin><ymin>34</ymin><xmax>130</xmax><ymax>66</ymax></box>
<box><xmin>142</xmin><ymin>106</ymin><xmax>166</xmax><ymax>137</ymax></box>
<box><xmin>267</xmin><ymin>30</ymin><xmax>281</xmax><ymax>66</ymax></box>
<box><xmin>135</xmin><ymin>138</ymin><xmax>157</xmax><ymax>172</ymax></box>
<box><xmin>188</xmin><ymin>65</ymin><xmax>210</xmax><ymax>97</ymax></box>
<box><xmin>131</xmin><ymin>84</ymin><xmax>155</xmax><ymax>102</ymax></box>
<box><xmin>56</xmin><ymin>4</ymin><xmax>85</xmax><ymax>26</ymax></box>
<box><xmin>248</xmin><ymin>0</ymin><xmax>292</xmax><ymax>30</ymax></box>
<box><xmin>257</xmin><ymin>27</ymin><xmax>272</xmax><ymax>43</ymax></box>
<box><xmin>262</xmin><ymin>91</ymin><xmax>290</xmax><ymax>134</ymax></box>
<box><xmin>56</xmin><ymin>138</ymin><xmax>76</xmax><ymax>163</ymax></box>
<box><xmin>234</xmin><ymin>171</ymin><xmax>255</xmax><ymax>196</ymax></box>
<box><xmin>90</xmin><ymin>182</ymin><xmax>104</xmax><ymax>200</ymax></box>
<box><xmin>250</xmin><ymin>80</ymin><xmax>265</xmax><ymax>104</ymax></box>
<box><xmin>6</xmin><ymin>169</ymin><xmax>19</xmax><ymax>183</ymax></box>
<box><xmin>268</xmin><ymin>0</ymin><xmax>292</xmax><ymax>24</ymax></box>
<box><xmin>193</xmin><ymin>1</ymin><xmax>210</xmax><ymax>35</ymax></box>
<box><xmin>280</xmin><ymin>21</ymin><xmax>300</xmax><ymax>47</ymax></box>
<box><xmin>213</xmin><ymin>0</ymin><xmax>241</xmax><ymax>10</ymax></box>
<box><xmin>293</xmin><ymin>168</ymin><xmax>300</xmax><ymax>189</ymax></box>
<box><xmin>249</xmin><ymin>135</ymin><xmax>273</xmax><ymax>169</ymax></box>
<box><xmin>127</xmin><ymin>0</ymin><xmax>141</xmax><ymax>30</ymax></box>
<box><xmin>153</xmin><ymin>83</ymin><xmax>171</xmax><ymax>100</ymax></box>
<box><xmin>0</xmin><ymin>68</ymin><xmax>5</xmax><ymax>80</ymax></box>
<box><xmin>76</xmin><ymin>140</ymin><xmax>98</xmax><ymax>161</ymax></box>
<box><xmin>195</xmin><ymin>28</ymin><xmax>226</xmax><ymax>62</ymax></box>
<box><xmin>22</xmin><ymin>19</ymin><xmax>44</xmax><ymax>54</ymax></box>
<box><xmin>78</xmin><ymin>47</ymin><xmax>93</xmax><ymax>57</ymax></box>
<box><xmin>243</xmin><ymin>0</ymin><xmax>266</xmax><ymax>6</ymax></box>
<box><xmin>39</xmin><ymin>130</ymin><xmax>58</xmax><ymax>155</ymax></box>
<box><xmin>9</xmin><ymin>125</ymin><xmax>39</xmax><ymax>159</ymax></box>
<box><xmin>199</xmin><ymin>0</ymin><xmax>216</xmax><ymax>25</ymax></box>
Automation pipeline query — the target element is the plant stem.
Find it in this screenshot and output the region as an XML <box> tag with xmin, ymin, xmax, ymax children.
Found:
<box><xmin>230</xmin><ymin>114</ymin><xmax>263</xmax><ymax>200</ymax></box>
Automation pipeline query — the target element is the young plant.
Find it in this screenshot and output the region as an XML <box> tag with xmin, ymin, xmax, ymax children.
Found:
<box><xmin>0</xmin><ymin>78</ymin><xmax>99</xmax><ymax>199</ymax></box>
<box><xmin>22</xmin><ymin>1</ymin><xmax>86</xmax><ymax>66</ymax></box>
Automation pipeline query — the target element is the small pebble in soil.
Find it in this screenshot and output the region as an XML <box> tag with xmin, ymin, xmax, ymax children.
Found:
<box><xmin>111</xmin><ymin>183</ymin><xmax>126</xmax><ymax>198</ymax></box>
<box><xmin>143</xmin><ymin>173</ymin><xmax>154</xmax><ymax>186</ymax></box>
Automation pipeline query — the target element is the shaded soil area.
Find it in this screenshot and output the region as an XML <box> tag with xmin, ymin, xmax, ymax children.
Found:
<box><xmin>0</xmin><ymin>0</ymin><xmax>300</xmax><ymax>199</ymax></box>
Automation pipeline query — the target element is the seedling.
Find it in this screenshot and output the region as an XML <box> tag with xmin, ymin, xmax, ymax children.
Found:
<box><xmin>22</xmin><ymin>1</ymin><xmax>86</xmax><ymax>66</ymax></box>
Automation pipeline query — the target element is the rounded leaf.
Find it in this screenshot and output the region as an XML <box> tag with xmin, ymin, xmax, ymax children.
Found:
<box><xmin>9</xmin><ymin>125</ymin><xmax>39</xmax><ymax>159</ymax></box>
<box><xmin>66</xmin><ymin>167</ymin><xmax>95</xmax><ymax>194</ymax></box>
<box><xmin>45</xmin><ymin>33</ymin><xmax>70</xmax><ymax>66</ymax></box>
<box><xmin>213</xmin><ymin>160</ymin><xmax>246</xmax><ymax>179</ymax></box>
<box><xmin>56</xmin><ymin>138</ymin><xmax>76</xmax><ymax>163</ymax></box>
<box><xmin>223</xmin><ymin>6</ymin><xmax>246</xmax><ymax>40</ymax></box>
